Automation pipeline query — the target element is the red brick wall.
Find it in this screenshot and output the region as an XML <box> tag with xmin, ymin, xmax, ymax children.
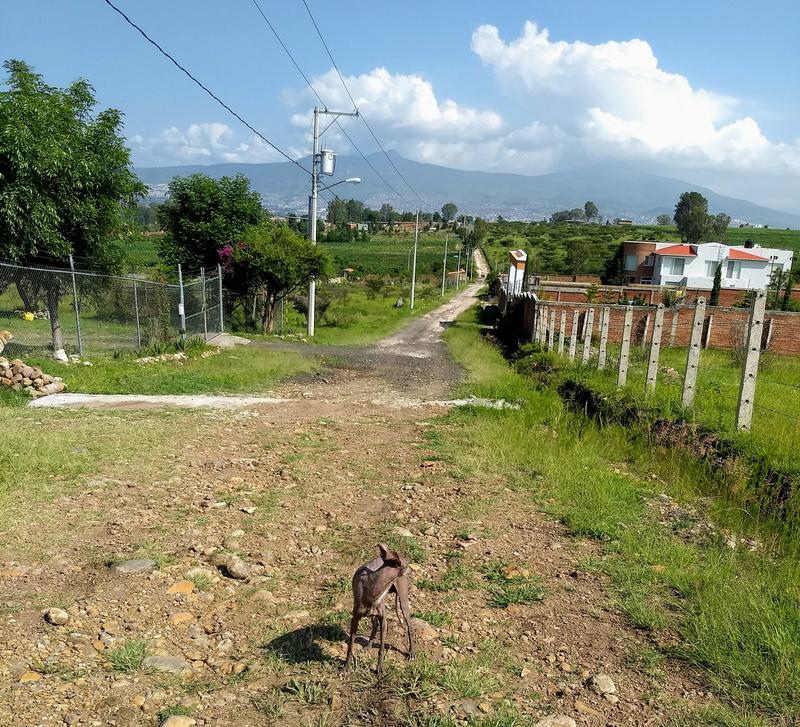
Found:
<box><xmin>500</xmin><ymin>291</ymin><xmax>800</xmax><ymax>356</ymax></box>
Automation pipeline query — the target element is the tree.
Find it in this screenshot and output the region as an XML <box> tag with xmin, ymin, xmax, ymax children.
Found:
<box><xmin>584</xmin><ymin>201</ymin><xmax>599</xmax><ymax>221</ymax></box>
<box><xmin>656</xmin><ymin>214</ymin><xmax>672</xmax><ymax>226</ymax></box>
<box><xmin>157</xmin><ymin>174</ymin><xmax>266</xmax><ymax>271</ymax></box>
<box><xmin>222</xmin><ymin>222</ymin><xmax>330</xmax><ymax>333</ymax></box>
<box><xmin>0</xmin><ymin>59</ymin><xmax>145</xmax><ymax>354</ymax></box>
<box><xmin>325</xmin><ymin>198</ymin><xmax>348</xmax><ymax>225</ymax></box>
<box><xmin>379</xmin><ymin>203</ymin><xmax>396</xmax><ymax>222</ymax></box>
<box><xmin>674</xmin><ymin>192</ymin><xmax>710</xmax><ymax>243</ymax></box>
<box><xmin>441</xmin><ymin>202</ymin><xmax>458</xmax><ymax>222</ymax></box>
<box><xmin>710</xmin><ymin>263</ymin><xmax>722</xmax><ymax>306</ymax></box>
<box><xmin>708</xmin><ymin>213</ymin><xmax>731</xmax><ymax>241</ymax></box>
<box><xmin>345</xmin><ymin>198</ymin><xmax>364</xmax><ymax>223</ymax></box>
<box><xmin>565</xmin><ymin>239</ymin><xmax>589</xmax><ymax>274</ymax></box>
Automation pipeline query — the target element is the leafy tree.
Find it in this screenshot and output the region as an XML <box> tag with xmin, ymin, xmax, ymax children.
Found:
<box><xmin>157</xmin><ymin>174</ymin><xmax>266</xmax><ymax>271</ymax></box>
<box><xmin>565</xmin><ymin>238</ymin><xmax>589</xmax><ymax>274</ymax></box>
<box><xmin>441</xmin><ymin>202</ymin><xmax>458</xmax><ymax>223</ymax></box>
<box><xmin>0</xmin><ymin>59</ymin><xmax>145</xmax><ymax>353</ymax></box>
<box><xmin>674</xmin><ymin>192</ymin><xmax>710</xmax><ymax>243</ymax></box>
<box><xmin>656</xmin><ymin>214</ymin><xmax>672</xmax><ymax>226</ymax></box>
<box><xmin>325</xmin><ymin>198</ymin><xmax>347</xmax><ymax>225</ymax></box>
<box><xmin>345</xmin><ymin>198</ymin><xmax>364</xmax><ymax>223</ymax></box>
<box><xmin>708</xmin><ymin>212</ymin><xmax>731</xmax><ymax>241</ymax></box>
<box><xmin>222</xmin><ymin>222</ymin><xmax>329</xmax><ymax>333</ymax></box>
<box><xmin>781</xmin><ymin>272</ymin><xmax>794</xmax><ymax>311</ymax></box>
<box><xmin>710</xmin><ymin>263</ymin><xmax>722</xmax><ymax>306</ymax></box>
<box><xmin>379</xmin><ymin>203</ymin><xmax>396</xmax><ymax>222</ymax></box>
<box><xmin>584</xmin><ymin>201</ymin><xmax>599</xmax><ymax>221</ymax></box>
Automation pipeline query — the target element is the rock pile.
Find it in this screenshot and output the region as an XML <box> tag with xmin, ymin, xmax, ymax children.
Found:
<box><xmin>0</xmin><ymin>357</ymin><xmax>65</xmax><ymax>397</ymax></box>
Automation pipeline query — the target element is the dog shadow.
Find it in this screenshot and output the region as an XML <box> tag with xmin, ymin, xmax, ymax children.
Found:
<box><xmin>263</xmin><ymin>623</ymin><xmax>347</xmax><ymax>665</ymax></box>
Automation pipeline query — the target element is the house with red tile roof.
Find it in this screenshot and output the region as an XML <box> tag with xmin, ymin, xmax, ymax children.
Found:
<box><xmin>621</xmin><ymin>240</ymin><xmax>793</xmax><ymax>291</ymax></box>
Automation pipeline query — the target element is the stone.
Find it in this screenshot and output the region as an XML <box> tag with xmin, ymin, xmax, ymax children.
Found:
<box><xmin>142</xmin><ymin>655</ymin><xmax>192</xmax><ymax>675</ymax></box>
<box><xmin>220</xmin><ymin>555</ymin><xmax>250</xmax><ymax>580</ymax></box>
<box><xmin>18</xmin><ymin>671</ymin><xmax>42</xmax><ymax>683</ymax></box>
<box><xmin>589</xmin><ymin>673</ymin><xmax>617</xmax><ymax>696</ymax></box>
<box><xmin>605</xmin><ymin>694</ymin><xmax>619</xmax><ymax>704</ymax></box>
<box><xmin>167</xmin><ymin>580</ymin><xmax>195</xmax><ymax>594</ymax></box>
<box><xmin>534</xmin><ymin>716</ymin><xmax>576</xmax><ymax>727</ymax></box>
<box><xmin>410</xmin><ymin>618</ymin><xmax>437</xmax><ymax>641</ymax></box>
<box><xmin>169</xmin><ymin>612</ymin><xmax>194</xmax><ymax>626</ymax></box>
<box><xmin>109</xmin><ymin>559</ymin><xmax>156</xmax><ymax>575</ymax></box>
<box><xmin>575</xmin><ymin>700</ymin><xmax>602</xmax><ymax>717</ymax></box>
<box><xmin>393</xmin><ymin>526</ymin><xmax>414</xmax><ymax>538</ymax></box>
<box><xmin>478</xmin><ymin>702</ymin><xmax>491</xmax><ymax>714</ymax></box>
<box><xmin>161</xmin><ymin>717</ymin><xmax>196</xmax><ymax>727</ymax></box>
<box><xmin>45</xmin><ymin>607</ymin><xmax>70</xmax><ymax>626</ymax></box>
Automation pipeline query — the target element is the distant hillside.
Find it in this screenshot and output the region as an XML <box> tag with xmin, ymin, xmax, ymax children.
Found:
<box><xmin>135</xmin><ymin>152</ymin><xmax>800</xmax><ymax>228</ymax></box>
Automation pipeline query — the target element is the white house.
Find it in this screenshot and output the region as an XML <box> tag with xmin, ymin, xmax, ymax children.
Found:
<box><xmin>652</xmin><ymin>242</ymin><xmax>793</xmax><ymax>290</ymax></box>
<box><xmin>506</xmin><ymin>250</ymin><xmax>527</xmax><ymax>295</ymax></box>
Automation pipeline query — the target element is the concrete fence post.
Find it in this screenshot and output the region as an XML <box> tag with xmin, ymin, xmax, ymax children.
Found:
<box><xmin>597</xmin><ymin>306</ymin><xmax>610</xmax><ymax>369</ymax></box>
<box><xmin>736</xmin><ymin>289</ymin><xmax>767</xmax><ymax>431</ymax></box>
<box><xmin>569</xmin><ymin>310</ymin><xmax>579</xmax><ymax>362</ymax></box>
<box><xmin>645</xmin><ymin>304</ymin><xmax>665</xmax><ymax>393</ymax></box>
<box><xmin>68</xmin><ymin>254</ymin><xmax>83</xmax><ymax>356</ymax></box>
<box><xmin>531</xmin><ymin>303</ymin><xmax>539</xmax><ymax>344</ymax></box>
<box><xmin>547</xmin><ymin>309</ymin><xmax>556</xmax><ymax>351</ymax></box>
<box><xmin>669</xmin><ymin>308</ymin><xmax>680</xmax><ymax>347</ymax></box>
<box><xmin>177</xmin><ymin>263</ymin><xmax>187</xmax><ymax>341</ymax></box>
<box><xmin>558</xmin><ymin>310</ymin><xmax>566</xmax><ymax>355</ymax></box>
<box><xmin>617</xmin><ymin>304</ymin><xmax>633</xmax><ymax>387</ymax></box>
<box><xmin>704</xmin><ymin>315</ymin><xmax>714</xmax><ymax>348</ymax></box>
<box><xmin>539</xmin><ymin>304</ymin><xmax>547</xmax><ymax>343</ymax></box>
<box><xmin>132</xmin><ymin>275</ymin><xmax>141</xmax><ymax>349</ymax></box>
<box><xmin>217</xmin><ymin>263</ymin><xmax>224</xmax><ymax>333</ymax></box>
<box><xmin>681</xmin><ymin>297</ymin><xmax>706</xmax><ymax>407</ymax></box>
<box><xmin>641</xmin><ymin>313</ymin><xmax>650</xmax><ymax>347</ymax></box>
<box><xmin>200</xmin><ymin>267</ymin><xmax>208</xmax><ymax>340</ymax></box>
<box><xmin>581</xmin><ymin>308</ymin><xmax>595</xmax><ymax>364</ymax></box>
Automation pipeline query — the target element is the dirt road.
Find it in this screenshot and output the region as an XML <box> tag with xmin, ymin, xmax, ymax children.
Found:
<box><xmin>0</xmin><ymin>265</ymin><xmax>702</xmax><ymax>726</ymax></box>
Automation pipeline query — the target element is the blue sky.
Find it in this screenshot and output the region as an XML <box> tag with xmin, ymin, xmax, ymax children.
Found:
<box><xmin>2</xmin><ymin>1</ymin><xmax>799</xmax><ymax>210</ymax></box>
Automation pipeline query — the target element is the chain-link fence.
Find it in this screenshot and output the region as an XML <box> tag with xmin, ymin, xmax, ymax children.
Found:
<box><xmin>0</xmin><ymin>261</ymin><xmax>224</xmax><ymax>357</ymax></box>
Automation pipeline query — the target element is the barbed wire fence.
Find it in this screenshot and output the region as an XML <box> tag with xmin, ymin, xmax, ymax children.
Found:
<box><xmin>504</xmin><ymin>288</ymin><xmax>800</xmax><ymax>436</ymax></box>
<box><xmin>0</xmin><ymin>260</ymin><xmax>224</xmax><ymax>358</ymax></box>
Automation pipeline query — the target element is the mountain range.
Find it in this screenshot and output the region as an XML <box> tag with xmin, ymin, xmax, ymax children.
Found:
<box><xmin>135</xmin><ymin>151</ymin><xmax>800</xmax><ymax>228</ymax></box>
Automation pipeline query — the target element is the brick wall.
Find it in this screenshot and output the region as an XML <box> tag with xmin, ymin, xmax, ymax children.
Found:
<box><xmin>500</xmin><ymin>291</ymin><xmax>800</xmax><ymax>356</ymax></box>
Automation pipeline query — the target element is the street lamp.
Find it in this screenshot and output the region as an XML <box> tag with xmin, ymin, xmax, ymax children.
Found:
<box><xmin>320</xmin><ymin>177</ymin><xmax>361</xmax><ymax>192</ymax></box>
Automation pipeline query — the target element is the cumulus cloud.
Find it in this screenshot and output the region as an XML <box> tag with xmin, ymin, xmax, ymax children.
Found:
<box><xmin>471</xmin><ymin>21</ymin><xmax>800</xmax><ymax>173</ymax></box>
<box><xmin>133</xmin><ymin>122</ymin><xmax>286</xmax><ymax>165</ymax></box>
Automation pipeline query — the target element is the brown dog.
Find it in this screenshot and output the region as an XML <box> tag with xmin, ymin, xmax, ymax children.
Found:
<box><xmin>344</xmin><ymin>543</ymin><xmax>415</xmax><ymax>675</ymax></box>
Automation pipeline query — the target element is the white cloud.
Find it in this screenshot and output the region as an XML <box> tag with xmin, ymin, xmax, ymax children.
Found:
<box><xmin>133</xmin><ymin>122</ymin><xmax>285</xmax><ymax>165</ymax></box>
<box><xmin>470</xmin><ymin>21</ymin><xmax>800</xmax><ymax>173</ymax></box>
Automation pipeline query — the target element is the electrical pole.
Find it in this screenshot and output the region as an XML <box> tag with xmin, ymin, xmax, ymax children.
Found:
<box><xmin>410</xmin><ymin>210</ymin><xmax>420</xmax><ymax>309</ymax></box>
<box><xmin>456</xmin><ymin>242</ymin><xmax>462</xmax><ymax>289</ymax></box>
<box><xmin>308</xmin><ymin>105</ymin><xmax>359</xmax><ymax>337</ymax></box>
<box><xmin>441</xmin><ymin>233</ymin><xmax>448</xmax><ymax>296</ymax></box>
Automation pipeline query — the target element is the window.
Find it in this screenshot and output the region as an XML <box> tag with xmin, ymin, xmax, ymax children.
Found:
<box><xmin>726</xmin><ymin>260</ymin><xmax>742</xmax><ymax>279</ymax></box>
<box><xmin>662</xmin><ymin>257</ymin><xmax>685</xmax><ymax>276</ymax></box>
<box><xmin>705</xmin><ymin>260</ymin><xmax>719</xmax><ymax>277</ymax></box>
<box><xmin>640</xmin><ymin>277</ymin><xmax>652</xmax><ymax>285</ymax></box>
<box><xmin>643</xmin><ymin>254</ymin><xmax>655</xmax><ymax>266</ymax></box>
<box><xmin>624</xmin><ymin>254</ymin><xmax>638</xmax><ymax>271</ymax></box>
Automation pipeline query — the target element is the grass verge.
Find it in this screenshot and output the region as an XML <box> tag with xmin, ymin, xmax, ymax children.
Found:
<box><xmin>440</xmin><ymin>304</ymin><xmax>799</xmax><ymax>726</ymax></box>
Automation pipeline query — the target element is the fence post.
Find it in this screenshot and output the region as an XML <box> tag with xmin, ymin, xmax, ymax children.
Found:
<box><xmin>581</xmin><ymin>308</ymin><xmax>595</xmax><ymax>364</ymax></box>
<box><xmin>558</xmin><ymin>310</ymin><xmax>566</xmax><ymax>355</ymax></box>
<box><xmin>681</xmin><ymin>297</ymin><xmax>706</xmax><ymax>407</ymax></box>
<box><xmin>547</xmin><ymin>309</ymin><xmax>556</xmax><ymax>351</ymax></box>
<box><xmin>641</xmin><ymin>313</ymin><xmax>650</xmax><ymax>347</ymax></box>
<box><xmin>669</xmin><ymin>308</ymin><xmax>679</xmax><ymax>347</ymax></box>
<box><xmin>645</xmin><ymin>304</ymin><xmax>665</xmax><ymax>392</ymax></box>
<box><xmin>177</xmin><ymin>264</ymin><xmax>187</xmax><ymax>341</ymax></box>
<box><xmin>597</xmin><ymin>306</ymin><xmax>610</xmax><ymax>369</ymax></box>
<box><xmin>736</xmin><ymin>289</ymin><xmax>767</xmax><ymax>431</ymax></box>
<box><xmin>531</xmin><ymin>302</ymin><xmax>540</xmax><ymax>344</ymax></box>
<box><xmin>217</xmin><ymin>263</ymin><xmax>224</xmax><ymax>333</ymax></box>
<box><xmin>132</xmin><ymin>274</ymin><xmax>142</xmax><ymax>349</ymax></box>
<box><xmin>617</xmin><ymin>304</ymin><xmax>633</xmax><ymax>387</ymax></box>
<box><xmin>200</xmin><ymin>268</ymin><xmax>208</xmax><ymax>340</ymax></box>
<box><xmin>704</xmin><ymin>314</ymin><xmax>714</xmax><ymax>348</ymax></box>
<box><xmin>569</xmin><ymin>310</ymin><xmax>579</xmax><ymax>361</ymax></box>
<box><xmin>68</xmin><ymin>254</ymin><xmax>83</xmax><ymax>356</ymax></box>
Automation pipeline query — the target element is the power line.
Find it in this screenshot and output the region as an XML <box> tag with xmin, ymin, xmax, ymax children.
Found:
<box><xmin>248</xmin><ymin>0</ymin><xmax>413</xmax><ymax>209</ymax></box>
<box><xmin>102</xmin><ymin>0</ymin><xmax>309</xmax><ymax>175</ymax></box>
<box><xmin>299</xmin><ymin>0</ymin><xmax>431</xmax><ymax>210</ymax></box>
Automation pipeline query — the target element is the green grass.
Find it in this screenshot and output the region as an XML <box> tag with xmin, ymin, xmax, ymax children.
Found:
<box><xmin>271</xmin><ymin>281</ymin><xmax>459</xmax><ymax>347</ymax></box>
<box><xmin>158</xmin><ymin>705</ymin><xmax>193</xmax><ymax>723</ymax></box>
<box><xmin>415</xmin><ymin>610</ymin><xmax>451</xmax><ymax>628</ymax></box>
<box><xmin>107</xmin><ymin>639</ymin><xmax>149</xmax><ymax>673</ymax></box>
<box><xmin>321</xmin><ymin>232</ymin><xmax>455</xmax><ymax>276</ymax></box>
<box><xmin>440</xmin><ymin>304</ymin><xmax>800</xmax><ymax>724</ymax></box>
<box><xmin>24</xmin><ymin>345</ymin><xmax>317</xmax><ymax>395</ymax></box>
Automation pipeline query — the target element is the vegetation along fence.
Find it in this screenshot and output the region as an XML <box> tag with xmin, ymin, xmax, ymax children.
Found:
<box><xmin>499</xmin><ymin>288</ymin><xmax>800</xmax><ymax>435</ymax></box>
<box><xmin>0</xmin><ymin>260</ymin><xmax>224</xmax><ymax>357</ymax></box>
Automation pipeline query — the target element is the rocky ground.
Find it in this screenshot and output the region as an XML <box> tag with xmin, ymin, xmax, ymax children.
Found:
<box><xmin>0</xmin><ymin>278</ymin><xmax>708</xmax><ymax>727</ymax></box>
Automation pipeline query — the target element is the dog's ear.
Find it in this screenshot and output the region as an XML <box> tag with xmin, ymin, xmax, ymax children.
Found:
<box><xmin>379</xmin><ymin>543</ymin><xmax>402</xmax><ymax>566</ymax></box>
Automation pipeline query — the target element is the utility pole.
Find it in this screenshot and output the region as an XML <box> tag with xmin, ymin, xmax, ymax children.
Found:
<box><xmin>410</xmin><ymin>210</ymin><xmax>420</xmax><ymax>309</ymax></box>
<box><xmin>308</xmin><ymin>105</ymin><xmax>358</xmax><ymax>337</ymax></box>
<box><xmin>441</xmin><ymin>233</ymin><xmax>449</xmax><ymax>296</ymax></box>
<box><xmin>456</xmin><ymin>242</ymin><xmax>462</xmax><ymax>288</ymax></box>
